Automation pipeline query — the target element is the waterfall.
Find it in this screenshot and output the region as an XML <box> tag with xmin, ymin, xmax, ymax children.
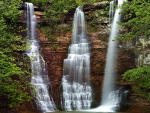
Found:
<box><xmin>25</xmin><ymin>2</ymin><xmax>57</xmax><ymax>112</ymax></box>
<box><xmin>84</xmin><ymin>0</ymin><xmax>125</xmax><ymax>112</ymax></box>
<box><xmin>99</xmin><ymin>0</ymin><xmax>125</xmax><ymax>111</ymax></box>
<box><xmin>109</xmin><ymin>1</ymin><xmax>115</xmax><ymax>24</ymax></box>
<box><xmin>61</xmin><ymin>6</ymin><xmax>92</xmax><ymax>111</ymax></box>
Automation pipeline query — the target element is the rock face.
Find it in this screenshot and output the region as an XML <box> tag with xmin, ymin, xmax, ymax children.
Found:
<box><xmin>38</xmin><ymin>26</ymin><xmax>136</xmax><ymax>109</ymax></box>
<box><xmin>136</xmin><ymin>38</ymin><xmax>150</xmax><ymax>67</ymax></box>
<box><xmin>19</xmin><ymin>3</ymin><xmax>150</xmax><ymax>112</ymax></box>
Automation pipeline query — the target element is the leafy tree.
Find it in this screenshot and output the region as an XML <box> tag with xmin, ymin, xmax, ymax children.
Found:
<box><xmin>119</xmin><ymin>0</ymin><xmax>150</xmax><ymax>100</ymax></box>
<box><xmin>0</xmin><ymin>0</ymin><xmax>31</xmax><ymax>111</ymax></box>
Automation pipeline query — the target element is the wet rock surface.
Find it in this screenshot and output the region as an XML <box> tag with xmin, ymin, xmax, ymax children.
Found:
<box><xmin>17</xmin><ymin>4</ymin><xmax>150</xmax><ymax>112</ymax></box>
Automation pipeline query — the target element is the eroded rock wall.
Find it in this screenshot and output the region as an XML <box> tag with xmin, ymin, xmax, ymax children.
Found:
<box><xmin>19</xmin><ymin>2</ymin><xmax>150</xmax><ymax>112</ymax></box>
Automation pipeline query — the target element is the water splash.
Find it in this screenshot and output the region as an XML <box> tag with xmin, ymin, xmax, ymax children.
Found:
<box><xmin>61</xmin><ymin>6</ymin><xmax>92</xmax><ymax>111</ymax></box>
<box><xmin>25</xmin><ymin>2</ymin><xmax>57</xmax><ymax>112</ymax></box>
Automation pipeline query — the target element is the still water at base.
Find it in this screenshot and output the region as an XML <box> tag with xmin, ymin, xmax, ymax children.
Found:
<box><xmin>48</xmin><ymin>111</ymin><xmax>127</xmax><ymax>113</ymax></box>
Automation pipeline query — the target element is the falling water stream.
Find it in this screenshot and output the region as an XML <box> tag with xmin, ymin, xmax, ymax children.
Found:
<box><xmin>20</xmin><ymin>1</ymin><xmax>148</xmax><ymax>113</ymax></box>
<box><xmin>98</xmin><ymin>0</ymin><xmax>125</xmax><ymax>112</ymax></box>
<box><xmin>84</xmin><ymin>0</ymin><xmax>125</xmax><ymax>112</ymax></box>
<box><xmin>109</xmin><ymin>1</ymin><xmax>114</xmax><ymax>24</ymax></box>
<box><xmin>25</xmin><ymin>2</ymin><xmax>57</xmax><ymax>112</ymax></box>
<box><xmin>61</xmin><ymin>6</ymin><xmax>92</xmax><ymax>111</ymax></box>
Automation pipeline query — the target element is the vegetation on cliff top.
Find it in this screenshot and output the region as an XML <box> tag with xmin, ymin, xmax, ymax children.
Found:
<box><xmin>28</xmin><ymin>0</ymin><xmax>110</xmax><ymax>39</ymax></box>
<box><xmin>28</xmin><ymin>0</ymin><xmax>150</xmax><ymax>101</ymax></box>
<box><xmin>1</xmin><ymin>0</ymin><xmax>150</xmax><ymax>111</ymax></box>
<box><xmin>119</xmin><ymin>0</ymin><xmax>150</xmax><ymax>100</ymax></box>
<box><xmin>0</xmin><ymin>0</ymin><xmax>109</xmax><ymax>111</ymax></box>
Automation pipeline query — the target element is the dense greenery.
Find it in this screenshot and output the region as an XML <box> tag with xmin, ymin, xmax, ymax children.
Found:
<box><xmin>122</xmin><ymin>65</ymin><xmax>150</xmax><ymax>100</ymax></box>
<box><xmin>38</xmin><ymin>0</ymin><xmax>97</xmax><ymax>41</ymax></box>
<box><xmin>119</xmin><ymin>0</ymin><xmax>150</xmax><ymax>41</ymax></box>
<box><xmin>29</xmin><ymin>0</ymin><xmax>109</xmax><ymax>41</ymax></box>
<box><xmin>1</xmin><ymin>0</ymin><xmax>150</xmax><ymax>111</ymax></box>
<box><xmin>0</xmin><ymin>0</ymin><xmax>109</xmax><ymax>111</ymax></box>
<box><xmin>0</xmin><ymin>0</ymin><xmax>31</xmax><ymax>111</ymax></box>
<box><xmin>119</xmin><ymin>0</ymin><xmax>150</xmax><ymax>100</ymax></box>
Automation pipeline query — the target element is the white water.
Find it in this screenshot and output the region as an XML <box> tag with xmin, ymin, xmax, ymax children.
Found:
<box><xmin>85</xmin><ymin>0</ymin><xmax>125</xmax><ymax>112</ymax></box>
<box><xmin>99</xmin><ymin>0</ymin><xmax>125</xmax><ymax>111</ymax></box>
<box><xmin>61</xmin><ymin>6</ymin><xmax>92</xmax><ymax>111</ymax></box>
<box><xmin>25</xmin><ymin>2</ymin><xmax>57</xmax><ymax>112</ymax></box>
<box><xmin>109</xmin><ymin>1</ymin><xmax>114</xmax><ymax>24</ymax></box>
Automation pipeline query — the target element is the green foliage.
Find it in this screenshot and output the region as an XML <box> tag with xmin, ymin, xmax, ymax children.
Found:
<box><xmin>118</xmin><ymin>0</ymin><xmax>150</xmax><ymax>100</ymax></box>
<box><xmin>40</xmin><ymin>26</ymin><xmax>57</xmax><ymax>41</ymax></box>
<box><xmin>0</xmin><ymin>0</ymin><xmax>32</xmax><ymax>110</ymax></box>
<box><xmin>29</xmin><ymin>0</ymin><xmax>98</xmax><ymax>40</ymax></box>
<box><xmin>42</xmin><ymin>0</ymin><xmax>84</xmax><ymax>26</ymax></box>
<box><xmin>122</xmin><ymin>65</ymin><xmax>150</xmax><ymax>100</ymax></box>
<box><xmin>25</xmin><ymin>0</ymin><xmax>110</xmax><ymax>41</ymax></box>
<box><xmin>86</xmin><ymin>4</ymin><xmax>109</xmax><ymax>32</ymax></box>
<box><xmin>52</xmin><ymin>44</ymin><xmax>59</xmax><ymax>50</ymax></box>
<box><xmin>0</xmin><ymin>0</ymin><xmax>22</xmax><ymax>23</ymax></box>
<box><xmin>118</xmin><ymin>0</ymin><xmax>150</xmax><ymax>40</ymax></box>
<box><xmin>27</xmin><ymin>0</ymin><xmax>48</xmax><ymax>6</ymax></box>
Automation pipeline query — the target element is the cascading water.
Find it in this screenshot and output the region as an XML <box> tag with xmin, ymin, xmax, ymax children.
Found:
<box><xmin>61</xmin><ymin>6</ymin><xmax>92</xmax><ymax>111</ymax></box>
<box><xmin>25</xmin><ymin>2</ymin><xmax>57</xmax><ymax>112</ymax></box>
<box><xmin>85</xmin><ymin>0</ymin><xmax>125</xmax><ymax>112</ymax></box>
